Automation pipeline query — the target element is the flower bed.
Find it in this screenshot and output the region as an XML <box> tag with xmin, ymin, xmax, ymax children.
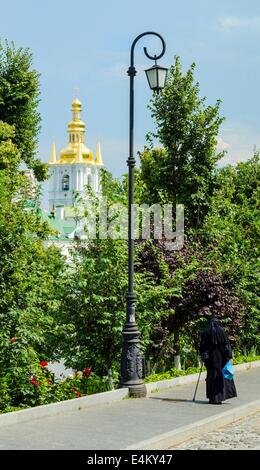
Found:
<box><xmin>0</xmin><ymin>361</ymin><xmax>111</xmax><ymax>414</ymax></box>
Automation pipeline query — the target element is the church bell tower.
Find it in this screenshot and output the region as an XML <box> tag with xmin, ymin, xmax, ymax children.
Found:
<box><xmin>48</xmin><ymin>99</ymin><xmax>103</xmax><ymax>216</ymax></box>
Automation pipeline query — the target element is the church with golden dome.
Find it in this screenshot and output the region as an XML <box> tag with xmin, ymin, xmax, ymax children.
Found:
<box><xmin>48</xmin><ymin>98</ymin><xmax>103</xmax><ymax>216</ymax></box>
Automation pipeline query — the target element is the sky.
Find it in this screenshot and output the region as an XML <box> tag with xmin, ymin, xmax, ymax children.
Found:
<box><xmin>1</xmin><ymin>0</ymin><xmax>260</xmax><ymax>207</ymax></box>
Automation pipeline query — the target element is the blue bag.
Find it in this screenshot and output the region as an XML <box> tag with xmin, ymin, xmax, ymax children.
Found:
<box><xmin>222</xmin><ymin>360</ymin><xmax>234</xmax><ymax>380</ymax></box>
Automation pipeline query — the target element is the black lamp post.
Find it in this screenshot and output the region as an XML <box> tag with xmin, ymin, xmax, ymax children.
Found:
<box><xmin>120</xmin><ymin>32</ymin><xmax>167</xmax><ymax>398</ymax></box>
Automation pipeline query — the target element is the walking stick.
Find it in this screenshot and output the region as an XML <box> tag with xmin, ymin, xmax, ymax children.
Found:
<box><xmin>192</xmin><ymin>363</ymin><xmax>203</xmax><ymax>402</ymax></box>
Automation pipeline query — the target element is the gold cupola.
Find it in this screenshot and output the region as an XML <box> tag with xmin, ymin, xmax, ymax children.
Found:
<box><xmin>58</xmin><ymin>98</ymin><xmax>94</xmax><ymax>164</ymax></box>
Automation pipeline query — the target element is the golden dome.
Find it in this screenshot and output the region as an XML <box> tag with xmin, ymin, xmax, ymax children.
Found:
<box><xmin>60</xmin><ymin>143</ymin><xmax>94</xmax><ymax>163</ymax></box>
<box><xmin>48</xmin><ymin>98</ymin><xmax>103</xmax><ymax>166</ymax></box>
<box><xmin>59</xmin><ymin>99</ymin><xmax>94</xmax><ymax>164</ymax></box>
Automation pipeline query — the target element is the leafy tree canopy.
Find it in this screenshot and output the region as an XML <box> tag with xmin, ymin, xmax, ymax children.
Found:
<box><xmin>0</xmin><ymin>121</ymin><xmax>66</xmax><ymax>408</ymax></box>
<box><xmin>0</xmin><ymin>40</ymin><xmax>48</xmax><ymax>181</ymax></box>
<box><xmin>199</xmin><ymin>153</ymin><xmax>260</xmax><ymax>350</ymax></box>
<box><xmin>140</xmin><ymin>56</ymin><xmax>225</xmax><ymax>227</ymax></box>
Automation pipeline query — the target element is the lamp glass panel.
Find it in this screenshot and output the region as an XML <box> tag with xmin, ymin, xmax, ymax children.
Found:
<box><xmin>158</xmin><ymin>68</ymin><xmax>168</xmax><ymax>89</ymax></box>
<box><xmin>145</xmin><ymin>67</ymin><xmax>158</xmax><ymax>90</ymax></box>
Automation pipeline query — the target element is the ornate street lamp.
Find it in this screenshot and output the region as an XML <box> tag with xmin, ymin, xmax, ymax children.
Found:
<box><xmin>120</xmin><ymin>32</ymin><xmax>167</xmax><ymax>398</ymax></box>
<box><xmin>145</xmin><ymin>62</ymin><xmax>168</xmax><ymax>92</ymax></box>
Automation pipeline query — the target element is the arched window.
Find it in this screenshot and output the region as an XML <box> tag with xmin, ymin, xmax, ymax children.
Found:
<box><xmin>62</xmin><ymin>174</ymin><xmax>70</xmax><ymax>191</ymax></box>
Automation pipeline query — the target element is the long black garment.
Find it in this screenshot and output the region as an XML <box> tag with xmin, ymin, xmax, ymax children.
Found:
<box><xmin>199</xmin><ymin>318</ymin><xmax>237</xmax><ymax>403</ymax></box>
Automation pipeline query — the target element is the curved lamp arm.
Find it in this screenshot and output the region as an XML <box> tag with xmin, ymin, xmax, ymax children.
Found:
<box><xmin>129</xmin><ymin>31</ymin><xmax>166</xmax><ymax>69</ymax></box>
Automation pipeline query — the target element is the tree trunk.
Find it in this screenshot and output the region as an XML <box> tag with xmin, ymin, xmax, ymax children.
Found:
<box><xmin>146</xmin><ymin>359</ymin><xmax>151</xmax><ymax>376</ymax></box>
<box><xmin>174</xmin><ymin>355</ymin><xmax>181</xmax><ymax>370</ymax></box>
<box><xmin>173</xmin><ymin>330</ymin><xmax>181</xmax><ymax>370</ymax></box>
<box><xmin>108</xmin><ymin>368</ymin><xmax>114</xmax><ymax>390</ymax></box>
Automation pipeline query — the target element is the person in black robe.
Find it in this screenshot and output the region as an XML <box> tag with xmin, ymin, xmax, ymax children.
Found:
<box><xmin>199</xmin><ymin>317</ymin><xmax>237</xmax><ymax>404</ymax></box>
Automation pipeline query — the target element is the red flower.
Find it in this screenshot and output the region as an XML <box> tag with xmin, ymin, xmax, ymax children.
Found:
<box><xmin>71</xmin><ymin>388</ymin><xmax>81</xmax><ymax>397</ymax></box>
<box><xmin>83</xmin><ymin>367</ymin><xmax>92</xmax><ymax>378</ymax></box>
<box><xmin>76</xmin><ymin>391</ymin><xmax>81</xmax><ymax>397</ymax></box>
<box><xmin>39</xmin><ymin>361</ymin><xmax>48</xmax><ymax>367</ymax></box>
<box><xmin>9</xmin><ymin>337</ymin><xmax>17</xmax><ymax>343</ymax></box>
<box><xmin>31</xmin><ymin>376</ymin><xmax>40</xmax><ymax>387</ymax></box>
<box><xmin>47</xmin><ymin>379</ymin><xmax>52</xmax><ymax>385</ymax></box>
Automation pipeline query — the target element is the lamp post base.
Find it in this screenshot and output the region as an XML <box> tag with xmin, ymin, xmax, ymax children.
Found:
<box><xmin>120</xmin><ymin>321</ymin><xmax>147</xmax><ymax>398</ymax></box>
<box><xmin>128</xmin><ymin>383</ymin><xmax>147</xmax><ymax>398</ymax></box>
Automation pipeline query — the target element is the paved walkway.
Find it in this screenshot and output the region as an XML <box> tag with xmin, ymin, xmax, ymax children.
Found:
<box><xmin>172</xmin><ymin>411</ymin><xmax>260</xmax><ymax>450</ymax></box>
<box><xmin>0</xmin><ymin>367</ymin><xmax>259</xmax><ymax>449</ymax></box>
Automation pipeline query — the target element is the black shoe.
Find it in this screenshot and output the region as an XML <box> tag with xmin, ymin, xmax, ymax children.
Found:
<box><xmin>209</xmin><ymin>400</ymin><xmax>222</xmax><ymax>405</ymax></box>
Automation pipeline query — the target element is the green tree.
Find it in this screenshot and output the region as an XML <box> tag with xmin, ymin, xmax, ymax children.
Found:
<box><xmin>56</xmin><ymin>239</ymin><xmax>128</xmax><ymax>376</ymax></box>
<box><xmin>136</xmin><ymin>239</ymin><xmax>243</xmax><ymax>369</ymax></box>
<box><xmin>57</xmin><ymin>237</ymin><xmax>176</xmax><ymax>377</ymax></box>
<box><xmin>99</xmin><ymin>168</ymin><xmax>127</xmax><ymax>204</ymax></box>
<box><xmin>57</xmin><ymin>178</ymin><xmax>173</xmax><ymax>377</ymax></box>
<box><xmin>0</xmin><ymin>40</ymin><xmax>48</xmax><ymax>181</ymax></box>
<box><xmin>0</xmin><ymin>121</ymin><xmax>65</xmax><ymax>409</ymax></box>
<box><xmin>200</xmin><ymin>153</ymin><xmax>260</xmax><ymax>351</ymax></box>
<box><xmin>140</xmin><ymin>56</ymin><xmax>225</xmax><ymax>227</ymax></box>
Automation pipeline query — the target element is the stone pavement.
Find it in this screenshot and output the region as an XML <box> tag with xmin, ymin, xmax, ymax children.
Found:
<box><xmin>171</xmin><ymin>410</ymin><xmax>260</xmax><ymax>450</ymax></box>
<box><xmin>0</xmin><ymin>367</ymin><xmax>259</xmax><ymax>450</ymax></box>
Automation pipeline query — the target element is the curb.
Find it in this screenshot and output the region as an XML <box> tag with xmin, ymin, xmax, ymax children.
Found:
<box><xmin>0</xmin><ymin>388</ymin><xmax>128</xmax><ymax>427</ymax></box>
<box><xmin>233</xmin><ymin>360</ymin><xmax>260</xmax><ymax>372</ymax></box>
<box><xmin>0</xmin><ymin>360</ymin><xmax>259</xmax><ymax>428</ymax></box>
<box><xmin>125</xmin><ymin>399</ymin><xmax>260</xmax><ymax>450</ymax></box>
<box><xmin>145</xmin><ymin>359</ymin><xmax>260</xmax><ymax>395</ymax></box>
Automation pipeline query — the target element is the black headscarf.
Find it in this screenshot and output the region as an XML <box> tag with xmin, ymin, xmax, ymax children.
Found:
<box><xmin>202</xmin><ymin>318</ymin><xmax>228</xmax><ymax>346</ymax></box>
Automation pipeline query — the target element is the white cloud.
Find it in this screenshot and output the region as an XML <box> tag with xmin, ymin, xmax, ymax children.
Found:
<box><xmin>217</xmin><ymin>136</ymin><xmax>231</xmax><ymax>151</ymax></box>
<box><xmin>219</xmin><ymin>151</ymin><xmax>252</xmax><ymax>166</ymax></box>
<box><xmin>218</xmin><ymin>122</ymin><xmax>260</xmax><ymax>166</ymax></box>
<box><xmin>220</xmin><ymin>16</ymin><xmax>260</xmax><ymax>29</ymax></box>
